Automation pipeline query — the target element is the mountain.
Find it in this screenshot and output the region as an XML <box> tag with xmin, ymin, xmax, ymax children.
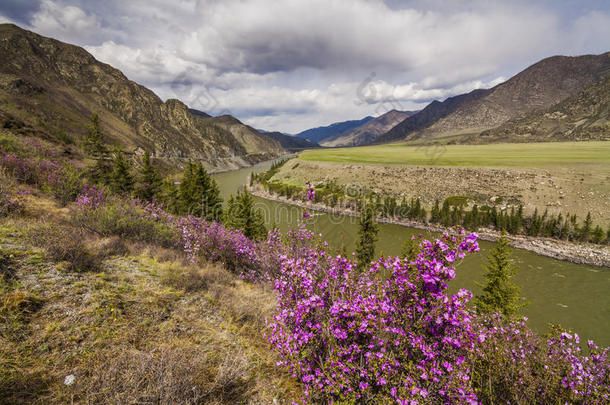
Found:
<box><xmin>378</xmin><ymin>52</ymin><xmax>610</xmax><ymax>144</ymax></box>
<box><xmin>376</xmin><ymin>89</ymin><xmax>490</xmax><ymax>144</ymax></box>
<box><xmin>476</xmin><ymin>75</ymin><xmax>610</xmax><ymax>142</ymax></box>
<box><xmin>0</xmin><ymin>23</ymin><xmax>284</xmax><ymax>171</ymax></box>
<box><xmin>294</xmin><ymin>116</ymin><xmax>374</xmax><ymax>143</ymax></box>
<box><xmin>262</xmin><ymin>131</ymin><xmax>320</xmax><ymax>151</ymax></box>
<box><xmin>321</xmin><ymin>110</ymin><xmax>417</xmax><ymax>147</ymax></box>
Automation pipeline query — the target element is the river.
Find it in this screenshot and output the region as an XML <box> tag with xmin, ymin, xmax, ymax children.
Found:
<box><xmin>212</xmin><ymin>159</ymin><xmax>610</xmax><ymax>346</ymax></box>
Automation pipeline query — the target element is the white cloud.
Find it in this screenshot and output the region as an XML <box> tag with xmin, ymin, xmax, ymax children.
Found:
<box><xmin>30</xmin><ymin>0</ymin><xmax>102</xmax><ymax>43</ymax></box>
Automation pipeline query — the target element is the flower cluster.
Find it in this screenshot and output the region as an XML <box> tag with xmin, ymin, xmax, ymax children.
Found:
<box><xmin>0</xmin><ymin>153</ymin><xmax>62</xmax><ymax>185</ymax></box>
<box><xmin>302</xmin><ymin>181</ymin><xmax>315</xmax><ymax>218</ymax></box>
<box><xmin>75</xmin><ymin>184</ymin><xmax>106</xmax><ymax>209</ymax></box>
<box><xmin>267</xmin><ymin>232</ymin><xmax>482</xmax><ymax>403</ymax></box>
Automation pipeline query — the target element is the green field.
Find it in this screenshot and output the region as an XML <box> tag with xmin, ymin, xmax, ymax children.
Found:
<box><xmin>300</xmin><ymin>141</ymin><xmax>610</xmax><ymax>167</ymax></box>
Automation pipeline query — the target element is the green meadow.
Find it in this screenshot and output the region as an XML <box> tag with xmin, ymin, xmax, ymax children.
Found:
<box><xmin>300</xmin><ymin>141</ymin><xmax>610</xmax><ymax>167</ymax></box>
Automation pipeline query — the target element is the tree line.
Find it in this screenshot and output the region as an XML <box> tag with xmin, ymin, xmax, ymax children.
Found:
<box><xmin>83</xmin><ymin>114</ymin><xmax>267</xmax><ymax>240</ymax></box>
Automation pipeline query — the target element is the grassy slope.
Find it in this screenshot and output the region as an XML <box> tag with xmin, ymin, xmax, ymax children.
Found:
<box><xmin>301</xmin><ymin>141</ymin><xmax>610</xmax><ymax>167</ymax></box>
<box><xmin>0</xmin><ymin>192</ymin><xmax>298</xmax><ymax>404</ymax></box>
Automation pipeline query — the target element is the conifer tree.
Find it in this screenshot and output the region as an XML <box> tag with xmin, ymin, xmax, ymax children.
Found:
<box><xmin>110</xmin><ymin>149</ymin><xmax>134</xmax><ymax>194</ymax></box>
<box><xmin>85</xmin><ymin>114</ymin><xmax>112</xmax><ymax>184</ymax></box>
<box><xmin>135</xmin><ymin>151</ymin><xmax>162</xmax><ymax>201</ymax></box>
<box><xmin>474</xmin><ymin>231</ymin><xmax>528</xmax><ymax>317</ymax></box>
<box><xmin>591</xmin><ymin>225</ymin><xmax>604</xmax><ymax>244</ymax></box>
<box><xmin>225</xmin><ymin>189</ymin><xmax>267</xmax><ymax>240</ymax></box>
<box><xmin>430</xmin><ymin>199</ymin><xmax>441</xmax><ymax>223</ymax></box>
<box><xmin>580</xmin><ymin>212</ymin><xmax>593</xmax><ymax>242</ymax></box>
<box><xmin>159</xmin><ymin>178</ymin><xmax>180</xmax><ymax>214</ymax></box>
<box><xmin>401</xmin><ymin>236</ymin><xmax>421</xmax><ymax>262</ymax></box>
<box><xmin>356</xmin><ymin>203</ymin><xmax>378</xmax><ymax>270</ymax></box>
<box><xmin>178</xmin><ymin>161</ymin><xmax>223</xmax><ymax>221</ymax></box>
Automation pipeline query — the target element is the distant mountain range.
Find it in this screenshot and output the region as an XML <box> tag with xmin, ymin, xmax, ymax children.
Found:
<box><xmin>261</xmin><ymin>131</ymin><xmax>320</xmax><ymax>151</ymax></box>
<box><xmin>377</xmin><ymin>52</ymin><xmax>610</xmax><ymax>144</ymax></box>
<box><xmin>0</xmin><ymin>23</ymin><xmax>285</xmax><ymax>172</ymax></box>
<box><xmin>294</xmin><ymin>116</ymin><xmax>373</xmax><ymax>143</ymax></box>
<box><xmin>321</xmin><ymin>110</ymin><xmax>417</xmax><ymax>147</ymax></box>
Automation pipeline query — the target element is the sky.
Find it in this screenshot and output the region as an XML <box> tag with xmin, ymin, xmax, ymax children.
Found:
<box><xmin>1</xmin><ymin>0</ymin><xmax>610</xmax><ymax>133</ymax></box>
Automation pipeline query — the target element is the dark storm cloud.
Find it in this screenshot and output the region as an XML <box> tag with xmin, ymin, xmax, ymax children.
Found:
<box><xmin>0</xmin><ymin>0</ymin><xmax>41</xmax><ymax>23</ymax></box>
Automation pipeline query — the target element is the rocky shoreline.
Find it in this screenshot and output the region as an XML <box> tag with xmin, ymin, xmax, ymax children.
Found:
<box><xmin>249</xmin><ymin>186</ymin><xmax>610</xmax><ymax>268</ymax></box>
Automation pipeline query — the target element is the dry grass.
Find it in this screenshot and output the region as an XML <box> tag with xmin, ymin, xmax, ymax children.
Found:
<box><xmin>0</xmin><ymin>193</ymin><xmax>300</xmax><ymax>404</ymax></box>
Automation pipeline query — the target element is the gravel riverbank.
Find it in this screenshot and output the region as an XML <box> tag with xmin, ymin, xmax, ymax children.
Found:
<box><xmin>249</xmin><ymin>186</ymin><xmax>610</xmax><ymax>268</ymax></box>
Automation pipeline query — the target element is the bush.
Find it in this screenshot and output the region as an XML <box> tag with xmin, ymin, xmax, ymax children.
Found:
<box><xmin>0</xmin><ymin>171</ymin><xmax>25</xmax><ymax>218</ymax></box>
<box><xmin>47</xmin><ymin>164</ymin><xmax>83</xmax><ymax>206</ymax></box>
<box><xmin>73</xmin><ymin>194</ymin><xmax>178</xmax><ymax>248</ymax></box>
<box><xmin>28</xmin><ymin>224</ymin><xmax>104</xmax><ymax>272</ymax></box>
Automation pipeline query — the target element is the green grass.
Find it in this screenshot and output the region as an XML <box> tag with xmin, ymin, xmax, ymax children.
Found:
<box><xmin>300</xmin><ymin>141</ymin><xmax>610</xmax><ymax>167</ymax></box>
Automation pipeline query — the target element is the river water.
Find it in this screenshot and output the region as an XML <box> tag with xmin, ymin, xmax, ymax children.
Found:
<box><xmin>212</xmin><ymin>159</ymin><xmax>610</xmax><ymax>346</ymax></box>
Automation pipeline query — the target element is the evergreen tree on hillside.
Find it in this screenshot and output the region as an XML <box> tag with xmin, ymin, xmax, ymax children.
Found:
<box><xmin>159</xmin><ymin>178</ymin><xmax>180</xmax><ymax>214</ymax></box>
<box><xmin>110</xmin><ymin>149</ymin><xmax>134</xmax><ymax>194</ymax></box>
<box><xmin>135</xmin><ymin>151</ymin><xmax>162</xmax><ymax>201</ymax></box>
<box><xmin>85</xmin><ymin>113</ymin><xmax>112</xmax><ymax>184</ymax></box>
<box><xmin>85</xmin><ymin>114</ymin><xmax>107</xmax><ymax>158</ymax></box>
<box><xmin>579</xmin><ymin>212</ymin><xmax>593</xmax><ymax>242</ymax></box>
<box><xmin>178</xmin><ymin>161</ymin><xmax>223</xmax><ymax>221</ymax></box>
<box><xmin>356</xmin><ymin>203</ymin><xmax>378</xmax><ymax>270</ymax></box>
<box><xmin>474</xmin><ymin>231</ymin><xmax>528</xmax><ymax>318</ymax></box>
<box><xmin>591</xmin><ymin>225</ymin><xmax>604</xmax><ymax>244</ymax></box>
<box><xmin>430</xmin><ymin>199</ymin><xmax>441</xmax><ymax>224</ymax></box>
<box><xmin>229</xmin><ymin>189</ymin><xmax>267</xmax><ymax>240</ymax></box>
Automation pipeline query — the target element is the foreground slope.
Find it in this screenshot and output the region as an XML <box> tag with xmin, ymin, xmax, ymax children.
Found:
<box><xmin>0</xmin><ymin>24</ymin><xmax>284</xmax><ymax>171</ymax></box>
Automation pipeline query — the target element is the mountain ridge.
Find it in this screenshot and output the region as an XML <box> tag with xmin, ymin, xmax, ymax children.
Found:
<box><xmin>0</xmin><ymin>23</ymin><xmax>285</xmax><ymax>172</ymax></box>
<box><xmin>378</xmin><ymin>52</ymin><xmax>610</xmax><ymax>144</ymax></box>
<box><xmin>321</xmin><ymin>109</ymin><xmax>417</xmax><ymax>147</ymax></box>
<box><xmin>294</xmin><ymin>116</ymin><xmax>374</xmax><ymax>143</ymax></box>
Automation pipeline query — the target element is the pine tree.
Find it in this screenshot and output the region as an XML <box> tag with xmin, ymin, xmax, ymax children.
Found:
<box><xmin>84</xmin><ymin>114</ymin><xmax>107</xmax><ymax>158</ymax></box>
<box><xmin>159</xmin><ymin>179</ymin><xmax>180</xmax><ymax>214</ymax></box>
<box><xmin>470</xmin><ymin>204</ymin><xmax>480</xmax><ymax>230</ymax></box>
<box><xmin>591</xmin><ymin>225</ymin><xmax>604</xmax><ymax>244</ymax></box>
<box><xmin>401</xmin><ymin>236</ymin><xmax>421</xmax><ymax>262</ymax></box>
<box><xmin>178</xmin><ymin>161</ymin><xmax>223</xmax><ymax>221</ymax></box>
<box><xmin>474</xmin><ymin>231</ymin><xmax>528</xmax><ymax>317</ymax></box>
<box><xmin>430</xmin><ymin>199</ymin><xmax>441</xmax><ymax>224</ymax></box>
<box><xmin>441</xmin><ymin>200</ymin><xmax>451</xmax><ymax>226</ymax></box>
<box><xmin>356</xmin><ymin>203</ymin><xmax>378</xmax><ymax>270</ymax></box>
<box><xmin>580</xmin><ymin>212</ymin><xmax>593</xmax><ymax>242</ymax></box>
<box><xmin>225</xmin><ymin>189</ymin><xmax>267</xmax><ymax>240</ymax></box>
<box><xmin>110</xmin><ymin>149</ymin><xmax>134</xmax><ymax>194</ymax></box>
<box><xmin>135</xmin><ymin>151</ymin><xmax>162</xmax><ymax>201</ymax></box>
<box><xmin>85</xmin><ymin>114</ymin><xmax>112</xmax><ymax>184</ymax></box>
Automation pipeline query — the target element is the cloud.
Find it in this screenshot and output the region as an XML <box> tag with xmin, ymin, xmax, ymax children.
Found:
<box><xmin>5</xmin><ymin>0</ymin><xmax>610</xmax><ymax>132</ymax></box>
<box><xmin>0</xmin><ymin>0</ymin><xmax>41</xmax><ymax>24</ymax></box>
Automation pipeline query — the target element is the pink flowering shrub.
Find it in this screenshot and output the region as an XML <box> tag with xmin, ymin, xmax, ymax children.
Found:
<box><xmin>472</xmin><ymin>314</ymin><xmax>609</xmax><ymax>404</ymax></box>
<box><xmin>267</xmin><ymin>232</ymin><xmax>481</xmax><ymax>403</ymax></box>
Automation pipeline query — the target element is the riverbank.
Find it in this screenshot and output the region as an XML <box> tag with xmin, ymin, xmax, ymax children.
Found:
<box><xmin>249</xmin><ymin>185</ymin><xmax>610</xmax><ymax>268</ymax></box>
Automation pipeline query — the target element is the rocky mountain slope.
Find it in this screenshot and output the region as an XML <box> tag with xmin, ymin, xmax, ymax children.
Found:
<box><xmin>294</xmin><ymin>116</ymin><xmax>373</xmax><ymax>143</ymax></box>
<box><xmin>321</xmin><ymin>109</ymin><xmax>416</xmax><ymax>147</ymax></box>
<box><xmin>376</xmin><ymin>89</ymin><xmax>490</xmax><ymax>143</ymax></box>
<box><xmin>378</xmin><ymin>52</ymin><xmax>610</xmax><ymax>143</ymax></box>
<box><xmin>476</xmin><ymin>75</ymin><xmax>610</xmax><ymax>143</ymax></box>
<box><xmin>0</xmin><ymin>24</ymin><xmax>284</xmax><ymax>172</ymax></box>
